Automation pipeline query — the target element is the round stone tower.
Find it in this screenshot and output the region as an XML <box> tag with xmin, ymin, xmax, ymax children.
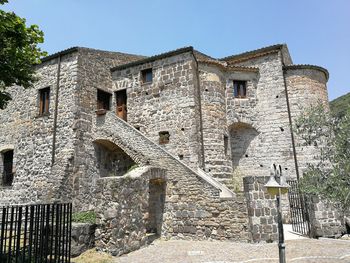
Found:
<box><xmin>284</xmin><ymin>64</ymin><xmax>329</xmax><ymax>118</ymax></box>
<box><xmin>284</xmin><ymin>64</ymin><xmax>329</xmax><ymax>175</ymax></box>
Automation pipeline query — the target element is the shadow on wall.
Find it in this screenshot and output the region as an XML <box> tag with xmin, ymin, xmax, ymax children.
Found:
<box><xmin>93</xmin><ymin>139</ymin><xmax>136</xmax><ymax>177</ymax></box>
<box><xmin>147</xmin><ymin>178</ymin><xmax>166</xmax><ymax>239</ymax></box>
<box><xmin>229</xmin><ymin>122</ymin><xmax>259</xmax><ymax>173</ymax></box>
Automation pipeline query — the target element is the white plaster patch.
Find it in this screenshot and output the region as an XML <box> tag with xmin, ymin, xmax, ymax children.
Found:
<box><xmin>203</xmin><ymin>72</ymin><xmax>221</xmax><ymax>82</ymax></box>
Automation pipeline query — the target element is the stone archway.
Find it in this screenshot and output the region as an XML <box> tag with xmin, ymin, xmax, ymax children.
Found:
<box><xmin>93</xmin><ymin>139</ymin><xmax>136</xmax><ymax>177</ymax></box>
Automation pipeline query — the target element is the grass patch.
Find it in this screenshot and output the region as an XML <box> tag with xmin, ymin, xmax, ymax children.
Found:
<box><xmin>72</xmin><ymin>249</ymin><xmax>113</xmax><ymax>263</ymax></box>
<box><xmin>72</xmin><ymin>211</ymin><xmax>96</xmax><ymax>224</ymax></box>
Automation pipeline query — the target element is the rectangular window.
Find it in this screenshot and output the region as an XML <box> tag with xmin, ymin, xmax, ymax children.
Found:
<box><xmin>39</xmin><ymin>87</ymin><xmax>50</xmax><ymax>115</ymax></box>
<box><xmin>141</xmin><ymin>68</ymin><xmax>153</xmax><ymax>84</ymax></box>
<box><xmin>224</xmin><ymin>135</ymin><xmax>229</xmax><ymax>155</ymax></box>
<box><xmin>233</xmin><ymin>80</ymin><xmax>247</xmax><ymax>98</ymax></box>
<box><xmin>97</xmin><ymin>89</ymin><xmax>111</xmax><ymax>111</ymax></box>
<box><xmin>2</xmin><ymin>150</ymin><xmax>14</xmax><ymax>186</ymax></box>
<box><xmin>115</xmin><ymin>89</ymin><xmax>127</xmax><ymax>121</ymax></box>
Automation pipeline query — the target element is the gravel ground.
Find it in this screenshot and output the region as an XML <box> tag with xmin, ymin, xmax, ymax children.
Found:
<box><xmin>114</xmin><ymin>238</ymin><xmax>350</xmax><ymax>263</ymax></box>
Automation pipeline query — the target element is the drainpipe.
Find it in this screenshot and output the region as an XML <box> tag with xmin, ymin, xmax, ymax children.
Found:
<box><xmin>280</xmin><ymin>51</ymin><xmax>300</xmax><ymax>181</ymax></box>
<box><xmin>192</xmin><ymin>52</ymin><xmax>206</xmax><ymax>169</ymax></box>
<box><xmin>51</xmin><ymin>55</ymin><xmax>62</xmax><ymax>166</ymax></box>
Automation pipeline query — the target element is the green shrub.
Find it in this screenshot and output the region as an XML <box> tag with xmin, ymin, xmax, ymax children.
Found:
<box><xmin>72</xmin><ymin>211</ymin><xmax>96</xmax><ymax>224</ymax></box>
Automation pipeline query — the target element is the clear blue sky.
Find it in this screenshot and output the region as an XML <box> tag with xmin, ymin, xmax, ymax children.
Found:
<box><xmin>2</xmin><ymin>0</ymin><xmax>349</xmax><ymax>100</ymax></box>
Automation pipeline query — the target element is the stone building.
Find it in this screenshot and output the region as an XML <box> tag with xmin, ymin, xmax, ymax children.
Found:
<box><xmin>0</xmin><ymin>44</ymin><xmax>341</xmax><ymax>255</ymax></box>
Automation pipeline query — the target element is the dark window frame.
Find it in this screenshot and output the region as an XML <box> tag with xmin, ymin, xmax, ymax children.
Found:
<box><xmin>141</xmin><ymin>68</ymin><xmax>153</xmax><ymax>84</ymax></box>
<box><xmin>224</xmin><ymin>135</ymin><xmax>229</xmax><ymax>155</ymax></box>
<box><xmin>115</xmin><ymin>89</ymin><xmax>127</xmax><ymax>121</ymax></box>
<box><xmin>39</xmin><ymin>87</ymin><xmax>50</xmax><ymax>116</ymax></box>
<box><xmin>233</xmin><ymin>80</ymin><xmax>247</xmax><ymax>98</ymax></box>
<box><xmin>97</xmin><ymin>89</ymin><xmax>112</xmax><ymax>111</ymax></box>
<box><xmin>2</xmin><ymin>149</ymin><xmax>14</xmax><ymax>187</ymax></box>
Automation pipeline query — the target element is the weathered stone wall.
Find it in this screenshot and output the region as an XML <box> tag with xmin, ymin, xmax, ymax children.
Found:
<box><xmin>71</xmin><ymin>223</ymin><xmax>96</xmax><ymax>257</ymax></box>
<box><xmin>0</xmin><ymin>52</ymin><xmax>79</xmax><ymax>205</ymax></box>
<box><xmin>225</xmin><ymin>52</ymin><xmax>297</xmax><ymax>181</ymax></box>
<box><xmin>91</xmin><ymin>111</ymin><xmax>250</xmax><ymax>242</ymax></box>
<box><xmin>93</xmin><ymin>167</ymin><xmax>164</xmax><ymax>256</ymax></box>
<box><xmin>284</xmin><ymin>67</ymin><xmax>329</xmax><ymax>174</ymax></box>
<box><xmin>243</xmin><ymin>176</ymin><xmax>279</xmax><ymax>242</ymax></box>
<box><xmin>59</xmin><ymin>48</ymin><xmax>143</xmax><ymax>210</ymax></box>
<box><xmin>308</xmin><ymin>196</ymin><xmax>343</xmax><ymax>238</ymax></box>
<box><xmin>112</xmin><ymin>52</ymin><xmax>202</xmax><ymax>169</ymax></box>
<box><xmin>198</xmin><ymin>64</ymin><xmax>230</xmax><ymax>182</ymax></box>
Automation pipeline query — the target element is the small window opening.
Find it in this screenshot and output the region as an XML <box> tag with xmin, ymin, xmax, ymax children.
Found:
<box><xmin>115</xmin><ymin>89</ymin><xmax>127</xmax><ymax>121</ymax></box>
<box><xmin>97</xmin><ymin>89</ymin><xmax>111</xmax><ymax>111</ymax></box>
<box><xmin>224</xmin><ymin>135</ymin><xmax>229</xmax><ymax>155</ymax></box>
<box><xmin>141</xmin><ymin>68</ymin><xmax>153</xmax><ymax>84</ymax></box>
<box><xmin>159</xmin><ymin>131</ymin><xmax>170</xmax><ymax>144</ymax></box>
<box><xmin>280</xmin><ymin>127</ymin><xmax>284</xmax><ymax>132</ymax></box>
<box><xmin>233</xmin><ymin>80</ymin><xmax>247</xmax><ymax>98</ymax></box>
<box><xmin>2</xmin><ymin>150</ymin><xmax>14</xmax><ymax>186</ymax></box>
<box><xmin>178</xmin><ymin>154</ymin><xmax>184</xmax><ymax>160</ymax></box>
<box><xmin>39</xmin><ymin>87</ymin><xmax>50</xmax><ymax>115</ymax></box>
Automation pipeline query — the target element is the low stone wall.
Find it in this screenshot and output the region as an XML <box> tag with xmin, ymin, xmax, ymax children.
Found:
<box><xmin>93</xmin><ymin>166</ymin><xmax>166</xmax><ymax>256</ymax></box>
<box><xmin>71</xmin><ymin>223</ymin><xmax>96</xmax><ymax>257</ymax></box>
<box><xmin>243</xmin><ymin>176</ymin><xmax>278</xmax><ymax>242</ymax></box>
<box><xmin>308</xmin><ymin>196</ymin><xmax>343</xmax><ymax>238</ymax></box>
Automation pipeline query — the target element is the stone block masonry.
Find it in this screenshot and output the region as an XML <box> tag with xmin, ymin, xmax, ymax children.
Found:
<box><xmin>71</xmin><ymin>223</ymin><xmax>96</xmax><ymax>257</ymax></box>
<box><xmin>0</xmin><ymin>43</ymin><xmax>338</xmax><ymax>256</ymax></box>
<box><xmin>243</xmin><ymin>176</ymin><xmax>279</xmax><ymax>242</ymax></box>
<box><xmin>89</xmin><ymin>111</ymin><xmax>251</xmax><ymax>245</ymax></box>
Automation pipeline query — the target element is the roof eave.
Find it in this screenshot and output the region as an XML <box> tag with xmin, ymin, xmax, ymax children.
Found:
<box><xmin>110</xmin><ymin>46</ymin><xmax>194</xmax><ymax>72</ymax></box>
<box><xmin>220</xmin><ymin>44</ymin><xmax>285</xmax><ymax>63</ymax></box>
<box><xmin>40</xmin><ymin>47</ymin><xmax>80</xmax><ymax>63</ymax></box>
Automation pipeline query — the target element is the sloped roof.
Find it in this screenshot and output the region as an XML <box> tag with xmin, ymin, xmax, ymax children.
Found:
<box><xmin>110</xmin><ymin>46</ymin><xmax>194</xmax><ymax>71</ymax></box>
<box><xmin>41</xmin><ymin>47</ymin><xmax>79</xmax><ymax>62</ymax></box>
<box><xmin>40</xmin><ymin>46</ymin><xmax>144</xmax><ymax>63</ymax></box>
<box><xmin>283</xmin><ymin>64</ymin><xmax>329</xmax><ymax>80</ymax></box>
<box><xmin>220</xmin><ymin>44</ymin><xmax>285</xmax><ymax>63</ymax></box>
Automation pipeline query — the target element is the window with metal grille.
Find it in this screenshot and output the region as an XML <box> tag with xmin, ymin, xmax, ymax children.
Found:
<box><xmin>233</xmin><ymin>80</ymin><xmax>247</xmax><ymax>98</ymax></box>
<box><xmin>39</xmin><ymin>87</ymin><xmax>50</xmax><ymax>115</ymax></box>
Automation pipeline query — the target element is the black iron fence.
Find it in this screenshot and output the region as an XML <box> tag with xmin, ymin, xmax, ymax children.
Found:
<box><xmin>287</xmin><ymin>180</ymin><xmax>311</xmax><ymax>237</ymax></box>
<box><xmin>0</xmin><ymin>203</ymin><xmax>72</xmax><ymax>263</ymax></box>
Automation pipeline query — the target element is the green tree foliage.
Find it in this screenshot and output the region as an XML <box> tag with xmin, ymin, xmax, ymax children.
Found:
<box><xmin>295</xmin><ymin>104</ymin><xmax>350</xmax><ymax>216</ymax></box>
<box><xmin>0</xmin><ymin>0</ymin><xmax>47</xmax><ymax>109</ymax></box>
<box><xmin>330</xmin><ymin>92</ymin><xmax>350</xmax><ymax>119</ymax></box>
